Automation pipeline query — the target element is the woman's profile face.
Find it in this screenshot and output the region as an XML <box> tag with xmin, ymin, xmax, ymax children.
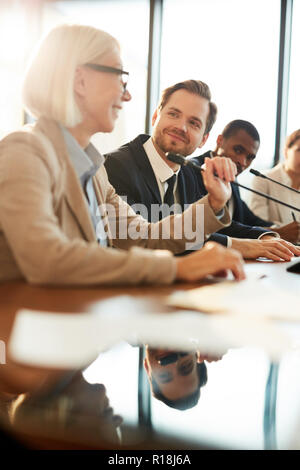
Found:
<box><xmin>75</xmin><ymin>45</ymin><xmax>131</xmax><ymax>134</ymax></box>
<box><xmin>285</xmin><ymin>138</ymin><xmax>300</xmax><ymax>174</ymax></box>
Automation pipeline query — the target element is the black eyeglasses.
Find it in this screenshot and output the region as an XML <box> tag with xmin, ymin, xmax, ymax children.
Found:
<box><xmin>157</xmin><ymin>352</ymin><xmax>189</xmax><ymax>366</ymax></box>
<box><xmin>84</xmin><ymin>63</ymin><xmax>129</xmax><ymax>94</ymax></box>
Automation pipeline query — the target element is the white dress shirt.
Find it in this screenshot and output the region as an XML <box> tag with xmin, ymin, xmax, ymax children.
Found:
<box><xmin>143</xmin><ymin>137</ymin><xmax>181</xmax><ymax>212</ymax></box>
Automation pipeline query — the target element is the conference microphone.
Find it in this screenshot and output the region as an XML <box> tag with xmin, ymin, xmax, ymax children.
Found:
<box><xmin>166</xmin><ymin>152</ymin><xmax>300</xmax><ymax>213</ymax></box>
<box><xmin>250</xmin><ymin>168</ymin><xmax>300</xmax><ymax>195</ymax></box>
<box><xmin>167</xmin><ymin>152</ymin><xmax>202</xmax><ymax>171</ymax></box>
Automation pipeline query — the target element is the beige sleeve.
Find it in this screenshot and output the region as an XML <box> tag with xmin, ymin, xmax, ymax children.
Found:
<box><xmin>0</xmin><ymin>137</ymin><xmax>176</xmax><ymax>286</ymax></box>
<box><xmin>99</xmin><ymin>168</ymin><xmax>231</xmax><ymax>254</ymax></box>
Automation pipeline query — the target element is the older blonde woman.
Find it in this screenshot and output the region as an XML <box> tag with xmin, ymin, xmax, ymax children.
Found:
<box><xmin>249</xmin><ymin>130</ymin><xmax>300</xmax><ymax>243</ymax></box>
<box><xmin>0</xmin><ymin>24</ymin><xmax>245</xmax><ymax>286</ymax></box>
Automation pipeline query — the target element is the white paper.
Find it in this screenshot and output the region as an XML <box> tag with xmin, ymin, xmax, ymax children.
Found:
<box><xmin>166</xmin><ymin>279</ymin><xmax>300</xmax><ymax>321</ymax></box>
<box><xmin>9</xmin><ymin>295</ymin><xmax>292</xmax><ymax>368</ymax></box>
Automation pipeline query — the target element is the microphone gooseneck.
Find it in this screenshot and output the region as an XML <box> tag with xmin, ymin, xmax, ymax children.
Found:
<box><xmin>166</xmin><ymin>152</ymin><xmax>300</xmax><ymax>213</ymax></box>
<box><xmin>250</xmin><ymin>168</ymin><xmax>300</xmax><ymax>195</ymax></box>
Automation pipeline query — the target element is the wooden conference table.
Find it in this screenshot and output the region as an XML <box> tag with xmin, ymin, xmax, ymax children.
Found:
<box><xmin>0</xmin><ymin>258</ymin><xmax>299</xmax><ymax>449</ymax></box>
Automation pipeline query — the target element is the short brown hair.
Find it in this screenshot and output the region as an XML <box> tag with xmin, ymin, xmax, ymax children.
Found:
<box><xmin>285</xmin><ymin>129</ymin><xmax>300</xmax><ymax>151</ymax></box>
<box><xmin>158</xmin><ymin>80</ymin><xmax>217</xmax><ymax>135</ymax></box>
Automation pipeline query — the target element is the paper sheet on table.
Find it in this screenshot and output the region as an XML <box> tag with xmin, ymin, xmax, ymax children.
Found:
<box><xmin>9</xmin><ymin>296</ymin><xmax>292</xmax><ymax>368</ymax></box>
<box><xmin>167</xmin><ymin>279</ymin><xmax>300</xmax><ymax>321</ymax></box>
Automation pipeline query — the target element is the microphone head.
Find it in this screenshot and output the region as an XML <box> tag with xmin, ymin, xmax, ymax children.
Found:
<box><xmin>166</xmin><ymin>152</ymin><xmax>186</xmax><ymax>166</ymax></box>
<box><xmin>250</xmin><ymin>168</ymin><xmax>263</xmax><ymax>177</ymax></box>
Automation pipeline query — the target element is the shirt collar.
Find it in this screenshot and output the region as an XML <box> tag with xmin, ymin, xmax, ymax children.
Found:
<box><xmin>60</xmin><ymin>125</ymin><xmax>104</xmax><ymax>180</ymax></box>
<box><xmin>143</xmin><ymin>137</ymin><xmax>179</xmax><ymax>182</ymax></box>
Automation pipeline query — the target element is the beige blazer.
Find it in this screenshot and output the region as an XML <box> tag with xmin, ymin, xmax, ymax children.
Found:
<box><xmin>249</xmin><ymin>162</ymin><xmax>299</xmax><ymax>225</ymax></box>
<box><xmin>0</xmin><ymin>118</ymin><xmax>231</xmax><ymax>286</ymax></box>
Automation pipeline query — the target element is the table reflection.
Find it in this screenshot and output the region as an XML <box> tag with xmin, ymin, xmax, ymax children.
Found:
<box><xmin>0</xmin><ymin>342</ymin><xmax>283</xmax><ymax>450</ymax></box>
<box><xmin>6</xmin><ymin>371</ymin><xmax>122</xmax><ymax>448</ymax></box>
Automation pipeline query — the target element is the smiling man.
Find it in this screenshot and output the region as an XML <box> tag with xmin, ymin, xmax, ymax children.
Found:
<box><xmin>148</xmin><ymin>85</ymin><xmax>212</xmax><ymax>162</ymax></box>
<box><xmin>105</xmin><ymin>81</ymin><xmax>215</xmax><ymax>221</ymax></box>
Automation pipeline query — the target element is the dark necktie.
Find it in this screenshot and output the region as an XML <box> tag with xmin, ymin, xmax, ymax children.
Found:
<box><xmin>163</xmin><ymin>174</ymin><xmax>176</xmax><ymax>207</ymax></box>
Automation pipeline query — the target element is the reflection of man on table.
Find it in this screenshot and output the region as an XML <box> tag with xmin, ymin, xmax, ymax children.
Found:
<box><xmin>144</xmin><ymin>347</ymin><xmax>222</xmax><ymax>410</ymax></box>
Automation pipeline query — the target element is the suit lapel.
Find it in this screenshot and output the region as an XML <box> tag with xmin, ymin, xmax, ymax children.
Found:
<box><xmin>231</xmin><ymin>183</ymin><xmax>243</xmax><ymax>220</ymax></box>
<box><xmin>129</xmin><ymin>136</ymin><xmax>162</xmax><ymax>204</ymax></box>
<box><xmin>36</xmin><ymin>118</ymin><xmax>96</xmax><ymax>242</ymax></box>
<box><xmin>177</xmin><ymin>170</ymin><xmax>188</xmax><ymax>209</ymax></box>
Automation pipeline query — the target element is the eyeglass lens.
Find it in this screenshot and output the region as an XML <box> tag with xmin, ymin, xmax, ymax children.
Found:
<box><xmin>158</xmin><ymin>352</ymin><xmax>189</xmax><ymax>366</ymax></box>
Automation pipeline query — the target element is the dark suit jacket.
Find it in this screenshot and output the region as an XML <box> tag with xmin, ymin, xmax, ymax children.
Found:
<box><xmin>192</xmin><ymin>151</ymin><xmax>273</xmax><ymax>228</ymax></box>
<box><xmin>105</xmin><ymin>136</ymin><xmax>269</xmax><ymax>246</ymax></box>
<box><xmin>105</xmin><ymin>135</ymin><xmax>201</xmax><ymax>217</ymax></box>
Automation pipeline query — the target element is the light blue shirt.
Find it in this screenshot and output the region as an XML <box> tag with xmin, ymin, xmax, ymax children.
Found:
<box><xmin>60</xmin><ymin>126</ymin><xmax>108</xmax><ymax>246</ymax></box>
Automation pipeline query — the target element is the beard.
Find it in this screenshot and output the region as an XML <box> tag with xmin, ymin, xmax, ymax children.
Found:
<box><xmin>236</xmin><ymin>163</ymin><xmax>243</xmax><ymax>175</ymax></box>
<box><xmin>153</xmin><ymin>128</ymin><xmax>192</xmax><ymax>157</ymax></box>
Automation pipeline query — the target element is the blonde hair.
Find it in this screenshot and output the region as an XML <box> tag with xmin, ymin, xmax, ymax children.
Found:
<box><xmin>22</xmin><ymin>24</ymin><xmax>119</xmax><ymax>127</ymax></box>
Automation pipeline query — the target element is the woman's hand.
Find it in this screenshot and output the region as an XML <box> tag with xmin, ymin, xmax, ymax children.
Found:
<box><xmin>175</xmin><ymin>241</ymin><xmax>245</xmax><ymax>282</ymax></box>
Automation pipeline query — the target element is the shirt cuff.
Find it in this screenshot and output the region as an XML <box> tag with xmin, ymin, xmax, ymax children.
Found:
<box><xmin>258</xmin><ymin>231</ymin><xmax>280</xmax><ymax>239</ymax></box>
<box><xmin>227</xmin><ymin>237</ymin><xmax>232</xmax><ymax>248</ymax></box>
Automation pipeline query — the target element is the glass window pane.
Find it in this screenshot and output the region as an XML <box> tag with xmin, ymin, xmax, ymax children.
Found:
<box><xmin>287</xmin><ymin>0</ymin><xmax>300</xmax><ymax>137</ymax></box>
<box><xmin>160</xmin><ymin>0</ymin><xmax>281</xmax><ymax>182</ymax></box>
<box><xmin>0</xmin><ymin>1</ymin><xmax>38</xmax><ymax>138</ymax></box>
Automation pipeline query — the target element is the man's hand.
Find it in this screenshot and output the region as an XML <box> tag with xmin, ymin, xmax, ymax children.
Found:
<box><xmin>197</xmin><ymin>351</ymin><xmax>224</xmax><ymax>363</ymax></box>
<box><xmin>272</xmin><ymin>222</ymin><xmax>300</xmax><ymax>244</ymax></box>
<box><xmin>202</xmin><ymin>157</ymin><xmax>237</xmax><ymax>213</ymax></box>
<box><xmin>176</xmin><ymin>241</ymin><xmax>245</xmax><ymax>282</ymax></box>
<box><xmin>231</xmin><ymin>237</ymin><xmax>300</xmax><ymax>261</ymax></box>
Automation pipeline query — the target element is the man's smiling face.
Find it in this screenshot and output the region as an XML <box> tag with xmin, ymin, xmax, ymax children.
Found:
<box><xmin>151</xmin><ymin>89</ymin><xmax>210</xmax><ymax>158</ymax></box>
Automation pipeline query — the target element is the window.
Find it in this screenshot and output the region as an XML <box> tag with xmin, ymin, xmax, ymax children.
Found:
<box><xmin>287</xmin><ymin>0</ymin><xmax>300</xmax><ymax>138</ymax></box>
<box><xmin>0</xmin><ymin>0</ymin><xmax>149</xmax><ymax>154</ymax></box>
<box><xmin>160</xmin><ymin>0</ymin><xmax>281</xmax><ymax>182</ymax></box>
<box><xmin>0</xmin><ymin>0</ymin><xmax>40</xmax><ymax>138</ymax></box>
